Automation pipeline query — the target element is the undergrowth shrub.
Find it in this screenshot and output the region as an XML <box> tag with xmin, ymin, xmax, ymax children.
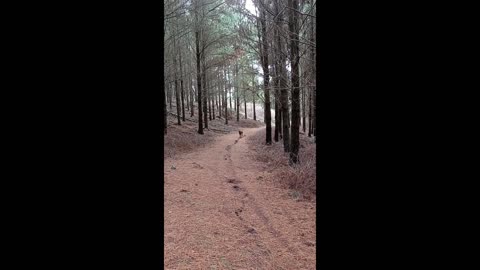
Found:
<box><xmin>248</xmin><ymin>128</ymin><xmax>316</xmax><ymax>200</ymax></box>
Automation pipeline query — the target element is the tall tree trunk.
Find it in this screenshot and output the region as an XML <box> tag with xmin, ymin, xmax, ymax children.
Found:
<box><xmin>274</xmin><ymin>70</ymin><xmax>281</xmax><ymax>142</ymax></box>
<box><xmin>275</xmin><ymin>0</ymin><xmax>289</xmax><ymax>151</ymax></box>
<box><xmin>164</xmin><ymin>11</ymin><xmax>167</xmax><ymax>135</ymax></box>
<box><xmin>221</xmin><ymin>74</ymin><xmax>225</xmax><ymax>119</ymax></box>
<box><xmin>219</xmin><ymin>79</ymin><xmax>222</xmax><ymax>117</ymax></box>
<box><xmin>253</xmin><ymin>91</ymin><xmax>256</xmax><ymax>121</ymax></box>
<box><xmin>311</xmin><ymin>13</ymin><xmax>316</xmax><ymax>140</ymax></box>
<box><xmin>251</xmin><ymin>68</ymin><xmax>257</xmax><ymax>121</ymax></box>
<box><xmin>179</xmin><ymin>45</ymin><xmax>185</xmax><ymax>122</ymax></box>
<box><xmin>212</xmin><ymin>82</ymin><xmax>215</xmax><ymax>119</ymax></box>
<box><xmin>173</xmin><ymin>31</ymin><xmax>181</xmax><ymax>125</ymax></box>
<box><xmin>279</xmin><ymin>109</ymin><xmax>282</xmax><ymax>137</ymax></box>
<box><xmin>186</xmin><ymin>72</ymin><xmax>190</xmax><ymax>112</ymax></box>
<box><xmin>165</xmin><ymin>86</ymin><xmax>167</xmax><ymax>134</ymax></box>
<box><xmin>169</xmin><ymin>83</ymin><xmax>173</xmax><ymax>110</ymax></box>
<box><xmin>190</xmin><ymin>74</ymin><xmax>195</xmax><ymax>117</ymax></box>
<box><xmin>244</xmin><ymin>87</ymin><xmax>247</xmax><ymax>119</ymax></box>
<box><xmin>308</xmin><ymin>82</ymin><xmax>312</xmax><ymax>137</ymax></box>
<box><xmin>213</xmin><ymin>82</ymin><xmax>216</xmax><ymax>118</ymax></box>
<box><xmin>224</xmin><ymin>67</ymin><xmax>228</xmax><ymax>125</ymax></box>
<box><xmin>202</xmin><ymin>58</ymin><xmax>208</xmax><ymax>129</ymax></box>
<box><xmin>195</xmin><ymin>29</ymin><xmax>203</xmax><ymax>134</ymax></box>
<box><xmin>218</xmin><ymin>75</ymin><xmax>222</xmax><ymax>118</ymax></box>
<box><xmin>236</xmin><ymin>64</ymin><xmax>240</xmax><ymax>122</ymax></box>
<box><xmin>302</xmin><ymin>71</ymin><xmax>306</xmax><ymax>133</ymax></box>
<box><xmin>215</xmin><ymin>83</ymin><xmax>218</xmax><ymax>119</ymax></box>
<box><xmin>220</xmin><ymin>70</ymin><xmax>224</xmax><ymax>119</ymax></box>
<box><xmin>288</xmin><ymin>0</ymin><xmax>300</xmax><ymax>164</ymax></box>
<box><xmin>216</xmin><ymin>73</ymin><xmax>220</xmax><ymax>118</ymax></box>
<box><xmin>259</xmin><ymin>3</ymin><xmax>272</xmax><ymax>144</ymax></box>
<box><xmin>229</xmin><ymin>83</ymin><xmax>232</xmax><ymax>110</ymax></box>
<box><xmin>208</xmin><ymin>73</ymin><xmax>212</xmax><ymax>121</ymax></box>
<box><xmin>175</xmin><ymin>80</ymin><xmax>181</xmax><ymax>125</ymax></box>
<box><xmin>273</xmin><ymin>49</ymin><xmax>280</xmax><ymax>142</ymax></box>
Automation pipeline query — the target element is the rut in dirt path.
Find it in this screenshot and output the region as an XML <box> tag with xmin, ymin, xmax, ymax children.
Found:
<box><xmin>164</xmin><ymin>127</ymin><xmax>316</xmax><ymax>270</ymax></box>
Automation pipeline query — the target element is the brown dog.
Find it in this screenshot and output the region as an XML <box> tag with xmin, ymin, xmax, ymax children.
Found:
<box><xmin>239</xmin><ymin>130</ymin><xmax>243</xmax><ymax>138</ymax></box>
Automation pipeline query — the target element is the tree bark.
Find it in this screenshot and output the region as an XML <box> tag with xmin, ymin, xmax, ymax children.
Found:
<box><xmin>186</xmin><ymin>71</ymin><xmax>190</xmax><ymax>112</ymax></box>
<box><xmin>164</xmin><ymin>9</ymin><xmax>167</xmax><ymax>135</ymax></box>
<box><xmin>236</xmin><ymin>64</ymin><xmax>240</xmax><ymax>122</ymax></box>
<box><xmin>165</xmin><ymin>86</ymin><xmax>168</xmax><ymax>134</ymax></box>
<box><xmin>202</xmin><ymin>55</ymin><xmax>208</xmax><ymax>129</ymax></box>
<box><xmin>208</xmin><ymin>72</ymin><xmax>212</xmax><ymax>121</ymax></box>
<box><xmin>224</xmin><ymin>67</ymin><xmax>228</xmax><ymax>125</ymax></box>
<box><xmin>173</xmin><ymin>30</ymin><xmax>181</xmax><ymax>125</ymax></box>
<box><xmin>311</xmin><ymin>13</ymin><xmax>316</xmax><ymax>139</ymax></box>
<box><xmin>253</xmin><ymin>90</ymin><xmax>256</xmax><ymax>121</ymax></box>
<box><xmin>190</xmin><ymin>73</ymin><xmax>195</xmax><ymax>117</ymax></box>
<box><xmin>169</xmin><ymin>83</ymin><xmax>173</xmax><ymax>110</ymax></box>
<box><xmin>215</xmin><ymin>81</ymin><xmax>219</xmax><ymax>119</ymax></box>
<box><xmin>195</xmin><ymin>28</ymin><xmax>203</xmax><ymax>134</ymax></box>
<box><xmin>244</xmin><ymin>87</ymin><xmax>247</xmax><ymax>119</ymax></box>
<box><xmin>259</xmin><ymin>2</ymin><xmax>272</xmax><ymax>145</ymax></box>
<box><xmin>274</xmin><ymin>0</ymin><xmax>289</xmax><ymax>151</ymax></box>
<box><xmin>308</xmin><ymin>81</ymin><xmax>312</xmax><ymax>137</ymax></box>
<box><xmin>274</xmin><ymin>68</ymin><xmax>281</xmax><ymax>142</ymax></box>
<box><xmin>288</xmin><ymin>0</ymin><xmax>300</xmax><ymax>164</ymax></box>
<box><xmin>179</xmin><ymin>44</ymin><xmax>185</xmax><ymax>122</ymax></box>
<box><xmin>229</xmin><ymin>80</ymin><xmax>232</xmax><ymax>110</ymax></box>
<box><xmin>302</xmin><ymin>70</ymin><xmax>306</xmax><ymax>133</ymax></box>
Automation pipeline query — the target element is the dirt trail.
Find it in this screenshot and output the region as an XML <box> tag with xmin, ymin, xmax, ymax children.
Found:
<box><xmin>164</xmin><ymin>127</ymin><xmax>316</xmax><ymax>270</ymax></box>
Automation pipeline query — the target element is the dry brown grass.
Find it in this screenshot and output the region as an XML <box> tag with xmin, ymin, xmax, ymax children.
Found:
<box><xmin>164</xmin><ymin>125</ymin><xmax>317</xmax><ymax>269</ymax></box>
<box><xmin>228</xmin><ymin>118</ymin><xmax>265</xmax><ymax>128</ymax></box>
<box><xmin>223</xmin><ymin>108</ymin><xmax>265</xmax><ymax>128</ymax></box>
<box><xmin>247</xmin><ymin>128</ymin><xmax>316</xmax><ymax>201</ymax></box>
<box><xmin>164</xmin><ymin>115</ymin><xmax>219</xmax><ymax>159</ymax></box>
<box><xmin>164</xmin><ymin>108</ymin><xmax>264</xmax><ymax>159</ymax></box>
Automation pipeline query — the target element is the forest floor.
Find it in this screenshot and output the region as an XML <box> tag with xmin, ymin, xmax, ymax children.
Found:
<box><xmin>164</xmin><ymin>122</ymin><xmax>316</xmax><ymax>269</ymax></box>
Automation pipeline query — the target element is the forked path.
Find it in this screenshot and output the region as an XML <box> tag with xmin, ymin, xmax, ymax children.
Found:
<box><xmin>164</xmin><ymin>127</ymin><xmax>316</xmax><ymax>270</ymax></box>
